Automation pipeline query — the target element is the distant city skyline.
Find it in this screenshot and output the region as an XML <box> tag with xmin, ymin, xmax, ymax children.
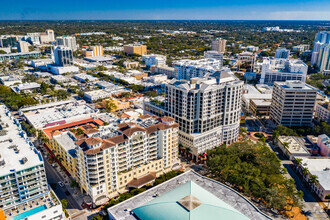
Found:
<box><xmin>1</xmin><ymin>0</ymin><xmax>330</xmax><ymax>20</ymax></box>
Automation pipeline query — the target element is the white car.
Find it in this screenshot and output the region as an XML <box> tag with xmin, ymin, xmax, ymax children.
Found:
<box><xmin>58</xmin><ymin>182</ymin><xmax>64</xmax><ymax>188</ymax></box>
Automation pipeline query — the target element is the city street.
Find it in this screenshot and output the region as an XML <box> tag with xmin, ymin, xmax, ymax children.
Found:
<box><xmin>268</xmin><ymin>143</ymin><xmax>329</xmax><ymax>220</ymax></box>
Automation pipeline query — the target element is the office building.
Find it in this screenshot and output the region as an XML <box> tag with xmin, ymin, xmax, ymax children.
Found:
<box><xmin>0</xmin><ymin>105</ymin><xmax>64</xmax><ymax>219</ymax></box>
<box><xmin>211</xmin><ymin>38</ymin><xmax>226</xmax><ymax>53</ymax></box>
<box><xmin>275</xmin><ymin>48</ymin><xmax>290</xmax><ymax>59</ymax></box>
<box><xmin>53</xmin><ymin>46</ymin><xmax>73</xmax><ymax>66</ymax></box>
<box><xmin>260</xmin><ymin>58</ymin><xmax>308</xmax><ymax>85</ymax></box>
<box><xmin>270</xmin><ymin>81</ymin><xmax>317</xmax><ymax>127</ymax></box>
<box><xmin>0</xmin><ymin>51</ymin><xmax>40</xmax><ymax>61</ymax></box>
<box><xmin>123</xmin><ymin>44</ymin><xmax>147</xmax><ymax>56</ymax></box>
<box><xmin>144</xmin><ymin>70</ymin><xmax>243</xmax><ymax>158</ymax></box>
<box><xmin>56</xmin><ymin>36</ymin><xmax>78</xmax><ymax>51</ymax></box>
<box><xmin>83</xmin><ymin>45</ymin><xmax>104</xmax><ymax>57</ymax></box>
<box><xmin>107</xmin><ymin>170</ymin><xmax>271</xmax><ymax>220</ymax></box>
<box><xmin>204</xmin><ymin>50</ymin><xmax>224</xmax><ymax>61</ymax></box>
<box><xmin>0</xmin><ymin>35</ymin><xmax>17</xmax><ymax>48</ymax></box>
<box><xmin>249</xmin><ymin>99</ymin><xmax>272</xmax><ymax>117</ymax></box>
<box><xmin>173</xmin><ymin>58</ymin><xmax>223</xmax><ymax>80</ymax></box>
<box><xmin>142</xmin><ymin>54</ymin><xmax>166</xmax><ymax>67</ymax></box>
<box><xmin>42</xmin><ymin>115</ymin><xmax>180</xmax><ymax>205</ymax></box>
<box><xmin>17</xmin><ymin>41</ymin><xmax>30</xmax><ymax>53</ymax></box>
<box><xmin>315</xmin><ymin>103</ymin><xmax>330</xmax><ymax>123</ymax></box>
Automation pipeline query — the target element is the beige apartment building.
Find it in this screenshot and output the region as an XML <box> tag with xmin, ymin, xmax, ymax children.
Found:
<box><xmin>124</xmin><ymin>44</ymin><xmax>147</xmax><ymax>56</ymax></box>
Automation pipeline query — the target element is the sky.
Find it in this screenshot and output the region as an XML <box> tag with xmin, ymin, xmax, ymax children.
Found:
<box><xmin>1</xmin><ymin>0</ymin><xmax>330</xmax><ymax>20</ymax></box>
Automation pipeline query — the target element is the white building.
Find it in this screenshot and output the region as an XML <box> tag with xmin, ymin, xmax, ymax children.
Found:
<box><xmin>144</xmin><ymin>70</ymin><xmax>243</xmax><ymax>158</ymax></box>
<box><xmin>11</xmin><ymin>82</ymin><xmax>40</xmax><ymax>93</ymax></box>
<box><xmin>30</xmin><ymin>59</ymin><xmax>54</xmax><ymax>69</ymax></box>
<box><xmin>73</xmin><ymin>73</ymin><xmax>98</xmax><ymax>82</ymax></box>
<box><xmin>270</xmin><ymin>81</ymin><xmax>317</xmax><ymax>127</ymax></box>
<box><xmin>56</xmin><ymin>36</ymin><xmax>77</xmax><ymax>51</ymax></box>
<box><xmin>246</xmin><ymin>46</ymin><xmax>259</xmax><ymax>52</ymax></box>
<box><xmin>18</xmin><ymin>41</ymin><xmax>30</xmax><ymax>53</ymax></box>
<box><xmin>173</xmin><ymin>58</ymin><xmax>223</xmax><ymax>80</ymax></box>
<box><xmin>260</xmin><ymin>58</ymin><xmax>308</xmax><ymax>85</ymax></box>
<box><xmin>204</xmin><ymin>50</ymin><xmax>223</xmax><ymax>61</ymax></box>
<box><xmin>49</xmin><ymin>65</ymin><xmax>79</xmax><ymax>75</ymax></box>
<box><xmin>0</xmin><ymin>76</ymin><xmax>22</xmax><ymax>86</ymax></box>
<box><xmin>53</xmin><ymin>46</ymin><xmax>73</xmax><ymax>67</ymax></box>
<box><xmin>315</xmin><ymin>103</ymin><xmax>330</xmax><ymax>123</ymax></box>
<box><xmin>156</xmin><ymin>66</ymin><xmax>175</xmax><ymax>78</ymax></box>
<box><xmin>316</xmin><ymin>44</ymin><xmax>330</xmax><ymax>72</ymax></box>
<box><xmin>275</xmin><ymin>48</ymin><xmax>290</xmax><ymax>59</ymax></box>
<box><xmin>293</xmin><ymin>45</ymin><xmax>310</xmax><ymax>52</ymax></box>
<box><xmin>142</xmin><ymin>54</ymin><xmax>167</xmax><ymax>67</ymax></box>
<box><xmin>51</xmin><ymin>75</ymin><xmax>71</xmax><ymax>84</ymax></box>
<box><xmin>0</xmin><ymin>105</ymin><xmax>64</xmax><ymax>219</ymax></box>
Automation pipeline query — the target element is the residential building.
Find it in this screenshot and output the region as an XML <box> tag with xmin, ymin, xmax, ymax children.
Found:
<box><xmin>45</xmin><ymin>29</ymin><xmax>55</xmax><ymax>42</ymax></box>
<box><xmin>249</xmin><ymin>99</ymin><xmax>272</xmax><ymax>117</ymax></box>
<box><xmin>84</xmin><ymin>88</ymin><xmax>128</xmax><ymax>103</ymax></box>
<box><xmin>316</xmin><ymin>44</ymin><xmax>330</xmax><ymax>72</ymax></box>
<box><xmin>315</xmin><ymin>103</ymin><xmax>330</xmax><ymax>123</ymax></box>
<box><xmin>292</xmin><ymin>45</ymin><xmax>310</xmax><ymax>52</ymax></box>
<box><xmin>142</xmin><ymin>54</ymin><xmax>166</xmax><ymax>67</ymax></box>
<box><xmin>299</xmin><ymin>157</ymin><xmax>330</xmax><ymax>201</ymax></box>
<box><xmin>317</xmin><ymin>134</ymin><xmax>330</xmax><ymax>157</ymax></box>
<box><xmin>123</xmin><ymin>61</ymin><xmax>140</xmax><ymax>69</ymax></box>
<box><xmin>311</xmin><ymin>32</ymin><xmax>330</xmax><ymax>66</ymax></box>
<box><xmin>127</xmin><ymin>70</ymin><xmax>148</xmax><ymax>80</ymax></box>
<box><xmin>73</xmin><ymin>73</ymin><xmax>98</xmax><ymax>82</ymax></box>
<box><xmin>260</xmin><ymin>58</ymin><xmax>308</xmax><ymax>85</ymax></box>
<box><xmin>0</xmin><ymin>105</ymin><xmax>64</xmax><ymax>219</ymax></box>
<box><xmin>17</xmin><ymin>41</ymin><xmax>30</xmax><ymax>53</ymax></box>
<box><xmin>270</xmin><ymin>81</ymin><xmax>317</xmax><ymax>127</ymax></box>
<box><xmin>246</xmin><ymin>45</ymin><xmax>259</xmax><ymax>52</ymax></box>
<box><xmin>0</xmin><ymin>35</ymin><xmax>17</xmax><ymax>47</ymax></box>
<box><xmin>107</xmin><ymin>170</ymin><xmax>271</xmax><ymax>220</ymax></box>
<box><xmin>211</xmin><ymin>38</ymin><xmax>226</xmax><ymax>53</ymax></box>
<box><xmin>204</xmin><ymin>50</ymin><xmax>223</xmax><ymax>62</ymax></box>
<box><xmin>275</xmin><ymin>48</ymin><xmax>290</xmax><ymax>59</ymax></box>
<box><xmin>42</xmin><ymin>115</ymin><xmax>180</xmax><ymax>205</ymax></box>
<box><xmin>173</xmin><ymin>58</ymin><xmax>223</xmax><ymax>80</ymax></box>
<box><xmin>315</xmin><ymin>31</ymin><xmax>330</xmax><ymax>44</ymax></box>
<box><xmin>144</xmin><ymin>70</ymin><xmax>243</xmax><ymax>158</ymax></box>
<box><xmin>123</xmin><ymin>44</ymin><xmax>147</xmax><ymax>56</ymax></box>
<box><xmin>83</xmin><ymin>45</ymin><xmax>104</xmax><ymax>57</ymax></box>
<box><xmin>56</xmin><ymin>36</ymin><xmax>78</xmax><ymax>51</ymax></box>
<box><xmin>156</xmin><ymin>66</ymin><xmax>175</xmax><ymax>78</ymax></box>
<box><xmin>53</xmin><ymin>46</ymin><xmax>73</xmax><ymax>67</ymax></box>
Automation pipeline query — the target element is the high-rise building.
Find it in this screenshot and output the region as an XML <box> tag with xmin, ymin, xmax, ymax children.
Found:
<box><xmin>0</xmin><ymin>35</ymin><xmax>17</xmax><ymax>48</ymax></box>
<box><xmin>315</xmin><ymin>31</ymin><xmax>330</xmax><ymax>44</ymax></box>
<box><xmin>83</xmin><ymin>45</ymin><xmax>104</xmax><ymax>57</ymax></box>
<box><xmin>270</xmin><ymin>81</ymin><xmax>317</xmax><ymax>127</ymax></box>
<box><xmin>123</xmin><ymin>44</ymin><xmax>147</xmax><ymax>56</ymax></box>
<box><xmin>56</xmin><ymin>36</ymin><xmax>78</xmax><ymax>51</ymax></box>
<box><xmin>41</xmin><ymin>115</ymin><xmax>180</xmax><ymax>205</ymax></box>
<box><xmin>53</xmin><ymin>46</ymin><xmax>73</xmax><ymax>66</ymax></box>
<box><xmin>45</xmin><ymin>29</ymin><xmax>55</xmax><ymax>42</ymax></box>
<box><xmin>173</xmin><ymin>58</ymin><xmax>223</xmax><ymax>80</ymax></box>
<box><xmin>260</xmin><ymin>58</ymin><xmax>308</xmax><ymax>85</ymax></box>
<box><xmin>275</xmin><ymin>48</ymin><xmax>290</xmax><ymax>59</ymax></box>
<box><xmin>237</xmin><ymin>52</ymin><xmax>256</xmax><ymax>72</ymax></box>
<box><xmin>311</xmin><ymin>31</ymin><xmax>330</xmax><ymax>67</ymax></box>
<box><xmin>316</xmin><ymin>44</ymin><xmax>330</xmax><ymax>72</ymax></box>
<box><xmin>142</xmin><ymin>54</ymin><xmax>167</xmax><ymax>67</ymax></box>
<box><xmin>144</xmin><ymin>70</ymin><xmax>243</xmax><ymax>159</ymax></box>
<box><xmin>17</xmin><ymin>41</ymin><xmax>30</xmax><ymax>53</ymax></box>
<box><xmin>0</xmin><ymin>105</ymin><xmax>64</xmax><ymax>219</ymax></box>
<box><xmin>211</xmin><ymin>38</ymin><xmax>226</xmax><ymax>53</ymax></box>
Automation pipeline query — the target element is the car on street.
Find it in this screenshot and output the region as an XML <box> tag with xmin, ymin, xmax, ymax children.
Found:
<box><xmin>58</xmin><ymin>182</ymin><xmax>64</xmax><ymax>187</ymax></box>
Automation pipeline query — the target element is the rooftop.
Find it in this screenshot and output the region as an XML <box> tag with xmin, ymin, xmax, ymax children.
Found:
<box><xmin>107</xmin><ymin>171</ymin><xmax>270</xmax><ymax>220</ymax></box>
<box><xmin>278</xmin><ymin>136</ymin><xmax>310</xmax><ymax>156</ymax></box>
<box><xmin>300</xmin><ymin>157</ymin><xmax>330</xmax><ymax>190</ymax></box>
<box><xmin>0</xmin><ymin>105</ymin><xmax>43</xmax><ymax>177</ymax></box>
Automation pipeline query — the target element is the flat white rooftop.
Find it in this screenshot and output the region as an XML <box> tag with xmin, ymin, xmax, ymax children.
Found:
<box><xmin>300</xmin><ymin>157</ymin><xmax>330</xmax><ymax>190</ymax></box>
<box><xmin>0</xmin><ymin>105</ymin><xmax>43</xmax><ymax>177</ymax></box>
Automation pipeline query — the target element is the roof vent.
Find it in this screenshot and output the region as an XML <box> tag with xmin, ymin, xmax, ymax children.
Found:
<box><xmin>0</xmin><ymin>159</ymin><xmax>5</xmax><ymax>166</ymax></box>
<box><xmin>21</xmin><ymin>157</ymin><xmax>28</xmax><ymax>164</ymax></box>
<box><xmin>177</xmin><ymin>194</ymin><xmax>203</xmax><ymax>211</ymax></box>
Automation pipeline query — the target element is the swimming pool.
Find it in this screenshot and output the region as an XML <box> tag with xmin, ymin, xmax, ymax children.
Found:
<box><xmin>13</xmin><ymin>205</ymin><xmax>47</xmax><ymax>220</ymax></box>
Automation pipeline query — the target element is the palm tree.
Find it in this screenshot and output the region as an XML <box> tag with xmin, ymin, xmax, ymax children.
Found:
<box><xmin>309</xmin><ymin>175</ymin><xmax>319</xmax><ymax>190</ymax></box>
<box><xmin>301</xmin><ymin>167</ymin><xmax>309</xmax><ymax>183</ymax></box>
<box><xmin>272</xmin><ymin>130</ymin><xmax>279</xmax><ymax>144</ymax></box>
<box><xmin>282</xmin><ymin>142</ymin><xmax>289</xmax><ymax>149</ymax></box>
<box><xmin>294</xmin><ymin>158</ymin><xmax>303</xmax><ymax>171</ymax></box>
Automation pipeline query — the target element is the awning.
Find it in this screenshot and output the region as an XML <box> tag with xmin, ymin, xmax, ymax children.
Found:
<box><xmin>127</xmin><ymin>172</ymin><xmax>156</xmax><ymax>188</ymax></box>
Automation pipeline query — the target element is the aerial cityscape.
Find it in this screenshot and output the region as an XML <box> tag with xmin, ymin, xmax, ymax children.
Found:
<box><xmin>1</xmin><ymin>3</ymin><xmax>330</xmax><ymax>220</ymax></box>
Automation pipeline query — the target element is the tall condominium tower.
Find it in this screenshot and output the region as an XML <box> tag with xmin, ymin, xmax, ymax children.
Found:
<box><xmin>56</xmin><ymin>36</ymin><xmax>77</xmax><ymax>51</ymax></box>
<box><xmin>270</xmin><ymin>81</ymin><xmax>317</xmax><ymax>127</ymax></box>
<box><xmin>53</xmin><ymin>46</ymin><xmax>73</xmax><ymax>66</ymax></box>
<box><xmin>145</xmin><ymin>70</ymin><xmax>243</xmax><ymax>159</ymax></box>
<box><xmin>211</xmin><ymin>38</ymin><xmax>227</xmax><ymax>53</ymax></box>
<box><xmin>316</xmin><ymin>44</ymin><xmax>330</xmax><ymax>72</ymax></box>
<box><xmin>275</xmin><ymin>48</ymin><xmax>290</xmax><ymax>59</ymax></box>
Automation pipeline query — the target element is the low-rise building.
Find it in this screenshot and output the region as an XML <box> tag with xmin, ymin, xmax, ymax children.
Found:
<box><xmin>317</xmin><ymin>134</ymin><xmax>330</xmax><ymax>157</ymax></box>
<box><xmin>277</xmin><ymin>136</ymin><xmax>311</xmax><ymax>160</ymax></box>
<box><xmin>10</xmin><ymin>82</ymin><xmax>40</xmax><ymax>93</ymax></box>
<box><xmin>51</xmin><ymin>75</ymin><xmax>71</xmax><ymax>84</ymax></box>
<box><xmin>142</xmin><ymin>54</ymin><xmax>167</xmax><ymax>67</ymax></box>
<box><xmin>127</xmin><ymin>70</ymin><xmax>148</xmax><ymax>80</ymax></box>
<box><xmin>0</xmin><ymin>51</ymin><xmax>40</xmax><ymax>61</ymax></box>
<box><xmin>123</xmin><ymin>44</ymin><xmax>147</xmax><ymax>56</ymax></box>
<box><xmin>156</xmin><ymin>66</ymin><xmax>175</xmax><ymax>78</ymax></box>
<box><xmin>49</xmin><ymin>65</ymin><xmax>79</xmax><ymax>75</ymax></box>
<box><xmin>249</xmin><ymin>99</ymin><xmax>272</xmax><ymax>116</ymax></box>
<box><xmin>0</xmin><ymin>75</ymin><xmax>22</xmax><ymax>86</ymax></box>
<box><xmin>299</xmin><ymin>158</ymin><xmax>330</xmax><ymax>201</ymax></box>
<box><xmin>73</xmin><ymin>73</ymin><xmax>98</xmax><ymax>82</ymax></box>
